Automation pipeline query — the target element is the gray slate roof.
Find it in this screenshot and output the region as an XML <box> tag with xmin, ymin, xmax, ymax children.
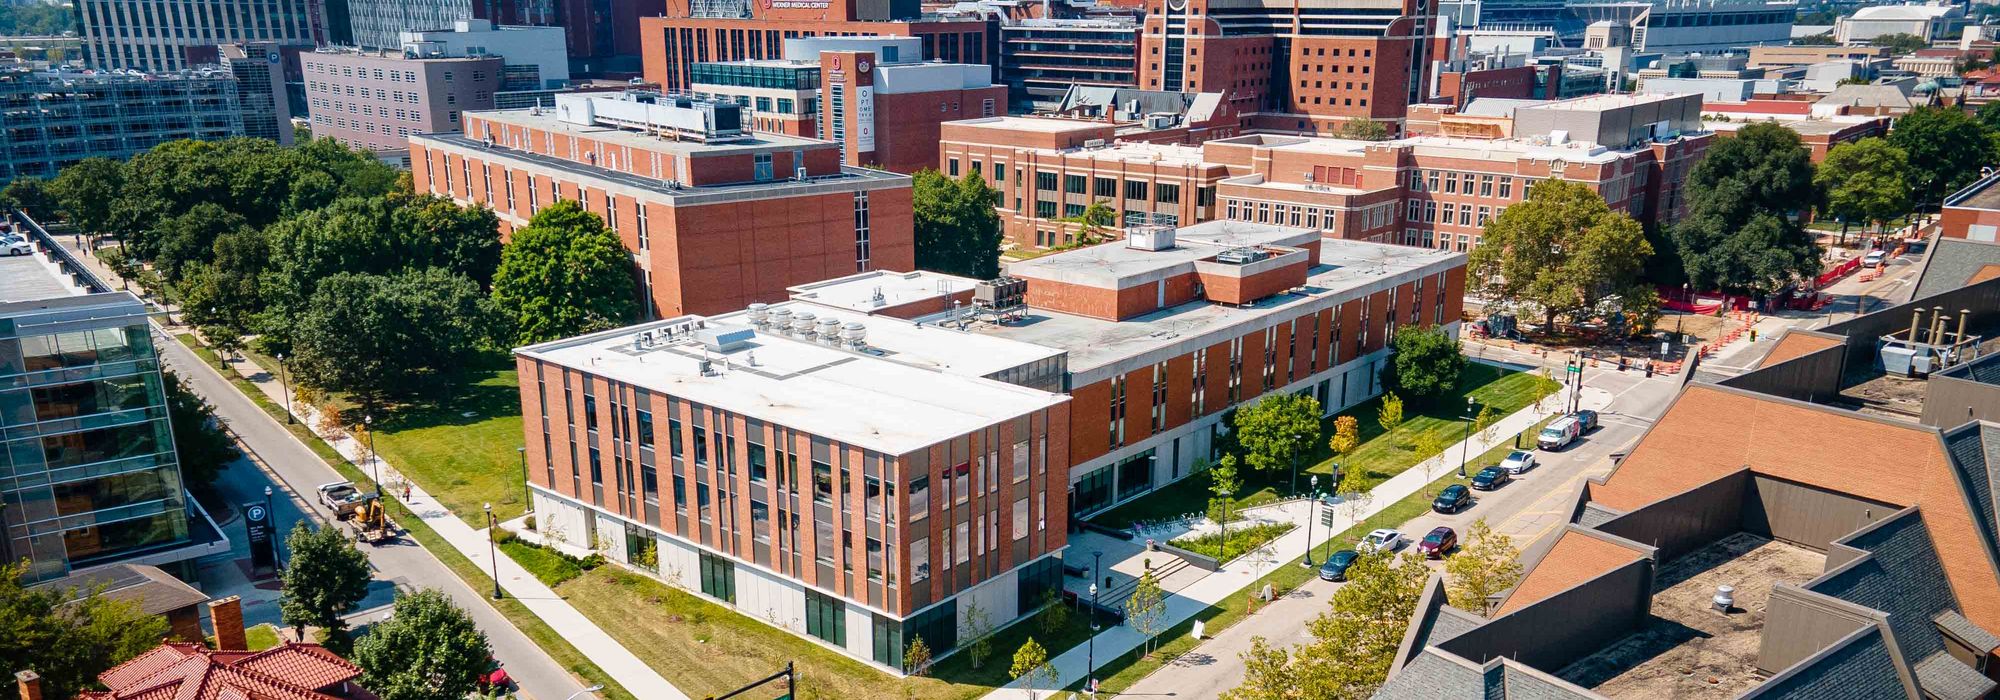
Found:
<box><xmin>1914</xmin><ymin>650</ymin><xmax>1997</xmax><ymax>700</ymax></box>
<box><xmin>1934</xmin><ymin>610</ymin><xmax>2000</xmax><ymax>653</ymax></box>
<box><xmin>1808</xmin><ymin>509</ymin><xmax>1956</xmax><ymax>666</ymax></box>
<box><xmin>1375</xmin><ymin>650</ymin><xmax>1602</xmax><ymax>700</ymax></box>
<box><xmin>1743</xmin><ymin>626</ymin><xmax>1910</xmax><ymax>699</ymax></box>
<box><xmin>1912</xmin><ymin>237</ymin><xmax>2000</xmax><ymax>300</ymax></box>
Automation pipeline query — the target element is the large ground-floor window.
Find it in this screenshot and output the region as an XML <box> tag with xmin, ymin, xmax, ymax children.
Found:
<box><xmin>805</xmin><ymin>589</ymin><xmax>846</xmax><ymax>646</ymax></box>
<box><xmin>698</xmin><ymin>551</ymin><xmax>735</xmax><ymax>602</ymax></box>
<box><xmin>1073</xmin><ymin>465</ymin><xmax>1112</xmax><ymax>515</ymax></box>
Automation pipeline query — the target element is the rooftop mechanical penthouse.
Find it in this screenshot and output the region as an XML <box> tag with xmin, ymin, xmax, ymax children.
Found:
<box><xmin>517</xmin><ymin>221</ymin><xmax>1465</xmax><ymax>670</ymax></box>
<box><xmin>411</xmin><ymin>90</ymin><xmax>915</xmax><ymax>317</ymax></box>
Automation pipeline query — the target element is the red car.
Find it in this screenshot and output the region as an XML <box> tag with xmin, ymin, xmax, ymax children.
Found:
<box><xmin>476</xmin><ymin>657</ymin><xmax>511</xmax><ymax>691</ymax></box>
<box><xmin>1417</xmin><ymin>526</ymin><xmax>1457</xmax><ymax>559</ymax></box>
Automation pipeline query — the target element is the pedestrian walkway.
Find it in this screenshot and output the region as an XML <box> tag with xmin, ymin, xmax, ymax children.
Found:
<box><xmin>42</xmin><ymin>235</ymin><xmax>690</xmax><ymax>700</ymax></box>
<box><xmin>983</xmin><ymin>379</ymin><xmax>1614</xmax><ymax>699</ymax></box>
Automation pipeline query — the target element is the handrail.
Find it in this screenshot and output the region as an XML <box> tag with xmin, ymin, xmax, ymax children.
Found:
<box><xmin>11</xmin><ymin>208</ymin><xmax>112</xmax><ymax>293</ymax></box>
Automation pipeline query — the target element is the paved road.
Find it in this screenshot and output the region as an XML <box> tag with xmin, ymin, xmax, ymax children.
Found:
<box><xmin>149</xmin><ymin>306</ymin><xmax>589</xmax><ymax>699</ymax></box>
<box><xmin>1118</xmin><ymin>357</ymin><xmax>1679</xmax><ymax>700</ymax></box>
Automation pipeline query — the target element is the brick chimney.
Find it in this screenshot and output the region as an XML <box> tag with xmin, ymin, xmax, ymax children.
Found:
<box><xmin>208</xmin><ymin>595</ymin><xmax>246</xmax><ymax>652</ymax></box>
<box><xmin>15</xmin><ymin>670</ymin><xmax>41</xmax><ymax>700</ymax></box>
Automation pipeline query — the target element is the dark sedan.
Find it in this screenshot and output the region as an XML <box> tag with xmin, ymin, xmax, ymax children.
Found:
<box><xmin>1433</xmin><ymin>484</ymin><xmax>1472</xmax><ymax>513</ymax></box>
<box><xmin>1318</xmin><ymin>550</ymin><xmax>1361</xmax><ymax>581</ymax></box>
<box><xmin>1471</xmin><ymin>466</ymin><xmax>1512</xmax><ymax>491</ymax></box>
<box><xmin>1417</xmin><ymin>526</ymin><xmax>1458</xmax><ymax>558</ymax></box>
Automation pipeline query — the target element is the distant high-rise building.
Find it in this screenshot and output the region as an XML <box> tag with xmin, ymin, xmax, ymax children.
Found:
<box><xmin>342</xmin><ymin>0</ymin><xmax>665</xmax><ymax>75</ymax></box>
<box><xmin>997</xmin><ymin>17</ymin><xmax>1139</xmax><ymax>111</ymax></box>
<box><xmin>641</xmin><ymin>0</ymin><xmax>989</xmax><ymax>93</ymax></box>
<box><xmin>76</xmin><ymin>0</ymin><xmax>322</xmax><ymax>72</ymax></box>
<box><xmin>220</xmin><ymin>42</ymin><xmax>297</xmax><ymax>146</ymax></box>
<box><xmin>0</xmin><ymin>67</ymin><xmax>243</xmax><ymax>180</ymax></box>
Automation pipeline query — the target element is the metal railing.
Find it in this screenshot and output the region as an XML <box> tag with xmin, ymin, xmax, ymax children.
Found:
<box><xmin>12</xmin><ymin>208</ymin><xmax>112</xmax><ymax>293</ymax></box>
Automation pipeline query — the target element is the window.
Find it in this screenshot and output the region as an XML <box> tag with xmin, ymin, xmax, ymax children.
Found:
<box><xmin>636</xmin><ymin>409</ymin><xmax>654</xmax><ymax>447</ymax></box>
<box><xmin>698</xmin><ymin>551</ymin><xmax>735</xmax><ymax>601</ymax></box>
<box><xmin>1499</xmin><ymin>177</ymin><xmax>1514</xmax><ymax>199</ymax></box>
<box><xmin>754</xmin><ymin>152</ymin><xmax>773</xmax><ymax>181</ymax></box>
<box><xmin>806</xmin><ymin>590</ymin><xmax>846</xmax><ymax>645</ymax></box>
<box><xmin>1036</xmin><ymin>171</ymin><xmax>1057</xmax><ymax>191</ymax></box>
<box><xmin>1108</xmin><ymin>374</ymin><xmax>1127</xmax><ymax>448</ymax></box>
<box><xmin>748</xmin><ymin>442</ymin><xmax>767</xmax><ymax>482</ymax></box>
<box><xmin>854</xmin><ymin>190</ymin><xmax>871</xmax><ymax>271</ymax></box>
<box><xmin>865</xmin><ymin>477</ymin><xmax>883</xmax><ymax>521</ymax></box>
<box><xmin>1125</xmin><ymin>179</ymin><xmax>1148</xmax><ymax>201</ymax></box>
<box><xmin>1095</xmin><ymin>177</ymin><xmax>1117</xmax><ymax>198</ymax></box>
<box><xmin>1156</xmin><ymin>183</ymin><xmax>1181</xmax><ymax>204</ymax></box>
<box><xmin>948</xmin><ymin>158</ymin><xmax>959</xmax><ymax>177</ymax></box>
<box><xmin>910</xmin><ymin>536</ymin><xmax>930</xmax><ymax>581</ymax></box>
<box><xmin>1012</xmin><ymin>439</ymin><xmax>1029</xmax><ymax>482</ymax></box>
<box><xmin>1012</xmin><ymin>497</ymin><xmax>1029</xmax><ymax>540</ymax></box>
<box><xmin>812</xmin><ymin>459</ymin><xmax>833</xmax><ymax>503</ymax></box>
<box><xmin>1065</xmin><ymin>174</ymin><xmax>1086</xmax><ymax>194</ymax></box>
<box><xmin>588</xmin><ymin>447</ymin><xmax>603</xmax><ymax>483</ymax></box>
<box><xmin>954</xmin><ymin>521</ymin><xmax>971</xmax><ymax>563</ymax></box>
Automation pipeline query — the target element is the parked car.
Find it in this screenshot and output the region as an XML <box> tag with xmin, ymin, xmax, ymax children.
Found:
<box><xmin>1471</xmin><ymin>466</ymin><xmax>1512</xmax><ymax>491</ymax></box>
<box><xmin>475</xmin><ymin>657</ymin><xmax>511</xmax><ymax>691</ymax></box>
<box><xmin>1432</xmin><ymin>484</ymin><xmax>1472</xmax><ymax>513</ymax></box>
<box><xmin>2</xmin><ymin>238</ymin><xmax>28</xmax><ymax>256</ymax></box>
<box><xmin>1358</xmin><ymin>528</ymin><xmax>1405</xmax><ymax>554</ymax></box>
<box><xmin>1863</xmin><ymin>250</ymin><xmax>1886</xmax><ymax>267</ymax></box>
<box><xmin>1499</xmin><ymin>450</ymin><xmax>1538</xmax><ymax>475</ymax></box>
<box><xmin>1573</xmin><ymin>409</ymin><xmax>1599</xmax><ymax>433</ymax></box>
<box><xmin>1318</xmin><ymin>549</ymin><xmax>1361</xmax><ymax>581</ymax></box>
<box><xmin>1538</xmin><ymin>416</ymin><xmax>1581</xmax><ymax>450</ymax></box>
<box><xmin>317</xmin><ymin>481</ymin><xmax>366</xmax><ymax>518</ymax></box>
<box><xmin>1417</xmin><ymin>526</ymin><xmax>1458</xmax><ymax>558</ymax></box>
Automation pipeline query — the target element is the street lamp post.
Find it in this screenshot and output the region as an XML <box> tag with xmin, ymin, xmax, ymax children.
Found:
<box><xmin>518</xmin><ymin>446</ymin><xmax>529</xmax><ymax>512</ymax></box>
<box><xmin>276</xmin><ymin>353</ymin><xmax>292</xmax><ymax>424</ymax></box>
<box><xmin>1302</xmin><ymin>474</ymin><xmax>1320</xmax><ymax>566</ymax></box>
<box><xmin>1087</xmin><ymin>549</ymin><xmax>1103</xmax><ymax>696</ymax></box>
<box><xmin>485</xmin><ymin>503</ymin><xmax>502</xmax><ymax>599</ymax></box>
<box><xmin>364</xmin><ymin>414</ymin><xmax>379</xmax><ymax>496</ymax></box>
<box><xmin>1289</xmin><ymin>432</ymin><xmax>1303</xmax><ymax>496</ymax></box>
<box><xmin>1457</xmin><ymin>397</ymin><xmax>1475</xmax><ymax>478</ymax></box>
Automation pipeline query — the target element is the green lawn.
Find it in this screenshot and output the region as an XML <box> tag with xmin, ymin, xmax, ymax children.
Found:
<box><xmin>1090</xmin><ymin>363</ymin><xmax>1558</xmax><ymax>530</ymax></box>
<box><xmin>1069</xmin><ymin>415</ymin><xmax>1560</xmax><ymax>699</ymax></box>
<box><xmin>1171</xmin><ymin>522</ymin><xmax>1295</xmax><ymax>562</ymax></box>
<box><xmin>498</xmin><ymin>536</ymin><xmax>594</xmax><ymax>587</ymax></box>
<box><xmin>173</xmin><ymin>334</ymin><xmax>637</xmax><ymax>700</ymax></box>
<box><xmin>244</xmin><ymin>623</ymin><xmax>281</xmax><ymax>651</ymax></box>
<box><xmin>558</xmin><ymin>566</ymin><xmax>1095</xmax><ymax>700</ymax></box>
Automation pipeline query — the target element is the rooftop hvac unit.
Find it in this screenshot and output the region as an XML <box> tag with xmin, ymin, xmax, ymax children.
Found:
<box><xmin>1126</xmin><ymin>224</ymin><xmax>1176</xmax><ymax>251</ymax></box>
<box><xmin>697</xmin><ymin>326</ymin><xmax>755</xmax><ymax>353</ymax></box>
<box><xmin>974</xmin><ymin>276</ymin><xmax>1027</xmax><ymax>310</ymax></box>
<box><xmin>1215</xmin><ymin>247</ymin><xmax>1268</xmax><ymax>265</ymax></box>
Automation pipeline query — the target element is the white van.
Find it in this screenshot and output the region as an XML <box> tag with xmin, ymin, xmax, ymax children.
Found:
<box><xmin>1538</xmin><ymin>416</ymin><xmax>1581</xmax><ymax>450</ymax></box>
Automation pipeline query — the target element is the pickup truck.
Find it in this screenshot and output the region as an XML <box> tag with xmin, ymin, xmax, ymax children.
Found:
<box><xmin>317</xmin><ymin>481</ymin><xmax>366</xmax><ymax>519</ymax></box>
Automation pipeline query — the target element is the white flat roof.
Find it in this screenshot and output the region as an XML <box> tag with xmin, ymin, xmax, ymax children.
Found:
<box><xmin>786</xmin><ymin>270</ymin><xmax>981</xmax><ymax>314</ymax></box>
<box><xmin>519</xmin><ymin>302</ymin><xmax>1064</xmax><ymax>454</ymax></box>
<box><xmin>948</xmin><ymin>115</ymin><xmax>1107</xmax><ymax>133</ymax></box>
<box><xmin>1005</xmin><ymin>220</ymin><xmax>1320</xmax><ymax>289</ymax></box>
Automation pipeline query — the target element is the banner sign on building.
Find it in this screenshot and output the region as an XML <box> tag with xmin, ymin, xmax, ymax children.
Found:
<box><xmin>854</xmin><ymin>85</ymin><xmax>876</xmax><ymax>153</ymax></box>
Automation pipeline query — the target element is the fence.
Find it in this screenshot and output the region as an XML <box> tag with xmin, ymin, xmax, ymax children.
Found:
<box><xmin>12</xmin><ymin>208</ymin><xmax>112</xmax><ymax>293</ymax></box>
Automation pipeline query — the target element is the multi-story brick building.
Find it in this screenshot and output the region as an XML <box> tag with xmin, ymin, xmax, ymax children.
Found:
<box><xmin>1135</xmin><ymin>0</ymin><xmax>1442</xmax><ymax>134</ymax></box>
<box><xmin>998</xmin><ymin>17</ymin><xmax>1140</xmax><ymax>111</ymax></box>
<box><xmin>518</xmin><ymin>220</ymin><xmax>1465</xmax><ymax>670</ymax></box>
<box><xmin>640</xmin><ymin>0</ymin><xmax>989</xmax><ymax>93</ymax></box>
<box><xmin>690</xmin><ymin>36</ymin><xmax>1005</xmax><ymax>173</ymax></box>
<box><xmin>409</xmin><ymin>91</ymin><xmax>915</xmax><ymax>317</ymax></box>
<box><xmin>941</xmin><ymin>92</ymin><xmax>1711</xmax><ymax>252</ymax></box>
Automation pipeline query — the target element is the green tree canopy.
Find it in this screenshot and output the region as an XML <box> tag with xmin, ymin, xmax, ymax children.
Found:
<box><xmin>1469</xmin><ymin>178</ymin><xmax>1654</xmax><ymax>328</ymax></box>
<box><xmin>913</xmin><ymin>169</ymin><xmax>1002</xmax><ymax>279</ymax></box>
<box><xmin>1890</xmin><ymin>106</ymin><xmax>2000</xmax><ymax>206</ymax></box>
<box><xmin>1232</xmin><ymin>393</ymin><xmax>1323</xmax><ymax>476</ymax></box>
<box><xmin>1388</xmin><ymin>326</ymin><xmax>1466</xmax><ymax>402</ymax></box>
<box><xmin>1670</xmin><ymin>122</ymin><xmax>1822</xmax><ymax>296</ymax></box>
<box><xmin>164</xmin><ymin>369</ymin><xmax>236</xmax><ymax>491</ymax></box>
<box><xmin>152</xmin><ymin>202</ymin><xmax>250</xmax><ymax>284</ymax></box>
<box><xmin>49</xmin><ymin>157</ymin><xmax>125</xmax><ymax>233</ymax></box>
<box><xmin>289</xmin><ymin>268</ymin><xmax>494</xmax><ymax>404</ymax></box>
<box><xmin>279</xmin><ymin>522</ymin><xmax>373</xmax><ymax>647</ymax></box>
<box><xmin>1870</xmin><ymin>32</ymin><xmax>1930</xmax><ymax>54</ymax></box>
<box><xmin>1</xmin><ymin>175</ymin><xmax>55</xmax><ymax>216</ymax></box>
<box><xmin>1226</xmin><ymin>552</ymin><xmax>1432</xmax><ymax>699</ymax></box>
<box><xmin>1815</xmin><ymin>137</ymin><xmax>1911</xmax><ymax>231</ymax></box>
<box><xmin>351</xmin><ymin>589</ymin><xmax>492</xmax><ymax>700</ymax></box>
<box><xmin>0</xmin><ymin>563</ymin><xmax>169</xmax><ymax>700</ymax></box>
<box><xmin>1336</xmin><ymin>118</ymin><xmax>1391</xmax><ymax>141</ymax></box>
<box><xmin>490</xmin><ymin>200</ymin><xmax>640</xmax><ymax>345</ymax></box>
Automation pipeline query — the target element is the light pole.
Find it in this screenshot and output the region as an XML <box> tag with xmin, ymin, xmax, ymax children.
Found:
<box><xmin>1302</xmin><ymin>474</ymin><xmax>1320</xmax><ymax>566</ymax></box>
<box><xmin>1288</xmin><ymin>432</ymin><xmax>1303</xmax><ymax>496</ymax></box>
<box><xmin>265</xmin><ymin>485</ymin><xmax>282</xmax><ymax>571</ymax></box>
<box><xmin>364</xmin><ymin>414</ymin><xmax>379</xmax><ymax>496</ymax></box>
<box><xmin>561</xmin><ymin>684</ymin><xmax>605</xmax><ymax>700</ymax></box>
<box><xmin>485</xmin><ymin>503</ymin><xmax>502</xmax><ymax>599</ymax></box>
<box><xmin>276</xmin><ymin>353</ymin><xmax>293</xmax><ymax>424</ymax></box>
<box><xmin>1457</xmin><ymin>397</ymin><xmax>1475</xmax><ymax>478</ymax></box>
<box><xmin>518</xmin><ymin>446</ymin><xmax>529</xmax><ymax>512</ymax></box>
<box><xmin>1086</xmin><ymin>549</ymin><xmax>1103</xmax><ymax>696</ymax></box>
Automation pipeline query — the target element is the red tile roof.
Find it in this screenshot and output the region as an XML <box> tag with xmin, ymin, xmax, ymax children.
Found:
<box><xmin>77</xmin><ymin>642</ymin><xmax>360</xmax><ymax>700</ymax></box>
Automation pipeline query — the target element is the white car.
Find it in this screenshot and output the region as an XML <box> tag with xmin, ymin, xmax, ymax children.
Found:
<box><xmin>1863</xmin><ymin>250</ymin><xmax>1886</xmax><ymax>266</ymax></box>
<box><xmin>1358</xmin><ymin>528</ymin><xmax>1405</xmax><ymax>554</ymax></box>
<box><xmin>1500</xmin><ymin>450</ymin><xmax>1539</xmax><ymax>475</ymax></box>
<box><xmin>2</xmin><ymin>238</ymin><xmax>28</xmax><ymax>256</ymax></box>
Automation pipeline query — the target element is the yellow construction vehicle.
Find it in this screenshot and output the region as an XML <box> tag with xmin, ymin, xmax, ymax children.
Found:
<box><xmin>346</xmin><ymin>494</ymin><xmax>397</xmax><ymax>545</ymax></box>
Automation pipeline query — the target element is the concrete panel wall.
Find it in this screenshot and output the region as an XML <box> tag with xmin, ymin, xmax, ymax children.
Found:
<box><xmin>1439</xmin><ymin>558</ymin><xmax>1654</xmax><ymax>671</ymax></box>
<box><xmin>1743</xmin><ymin>475</ymin><xmax>1895</xmax><ymax>552</ymax></box>
<box><xmin>1759</xmin><ymin>585</ymin><xmax>1877</xmax><ymax>674</ymax></box>
<box><xmin>736</xmin><ymin>563</ymin><xmax>808</xmax><ymax>634</ymax></box>
<box><xmin>1597</xmin><ymin>470</ymin><xmax>1749</xmax><ymax>562</ymax></box>
<box><xmin>532</xmin><ymin>489</ymin><xmax>595</xmax><ymax>550</ymax></box>
<box><xmin>658</xmin><ymin>532</ymin><xmax>700</xmax><ymax>592</ymax></box>
<box><xmin>844</xmin><ymin>604</ymin><xmax>876</xmax><ymax>659</ymax></box>
<box><xmin>955</xmin><ymin>565</ymin><xmax>1021</xmax><ymax>638</ymax></box>
<box><xmin>1719</xmin><ymin>344</ymin><xmax>1845</xmax><ymax>404</ymax></box>
<box><xmin>1920</xmin><ymin>373</ymin><xmax>2000</xmax><ymax>428</ymax></box>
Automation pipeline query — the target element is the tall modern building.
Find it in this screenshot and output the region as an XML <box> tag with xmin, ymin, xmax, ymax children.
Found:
<box><xmin>1</xmin><ymin>291</ymin><xmax>225</xmax><ymax>584</ymax></box>
<box><xmin>301</xmin><ymin>20</ymin><xmax>570</xmax><ymax>157</ymax></box>
<box><xmin>75</xmin><ymin>0</ymin><xmax>323</xmax><ymax>72</ymax></box>
<box><xmin>343</xmin><ymin>0</ymin><xmax>666</xmax><ymax>73</ymax></box>
<box><xmin>640</xmin><ymin>0</ymin><xmax>989</xmax><ymax>93</ymax></box>
<box><xmin>220</xmin><ymin>42</ymin><xmax>298</xmax><ymax>146</ymax></box>
<box><xmin>0</xmin><ymin>68</ymin><xmax>243</xmax><ymax>180</ymax></box>
<box><xmin>997</xmin><ymin>17</ymin><xmax>1139</xmax><ymax>111</ymax></box>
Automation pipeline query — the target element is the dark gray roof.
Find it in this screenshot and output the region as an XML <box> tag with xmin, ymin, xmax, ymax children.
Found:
<box><xmin>1942</xmin><ymin>425</ymin><xmax>2000</xmax><ymax>563</ymax></box>
<box><xmin>1374</xmin><ymin>650</ymin><xmax>1601</xmax><ymax>700</ymax></box>
<box><xmin>1914</xmin><ymin>650</ymin><xmax>1996</xmax><ymax>700</ymax></box>
<box><xmin>1808</xmin><ymin>509</ymin><xmax>1955</xmax><ymax>666</ymax></box>
<box><xmin>32</xmin><ymin>563</ymin><xmax>208</xmax><ymax>615</ymax></box>
<box><xmin>1576</xmin><ymin>504</ymin><xmax>1619</xmax><ymax>528</ymax></box>
<box><xmin>1934</xmin><ymin>610</ymin><xmax>2000</xmax><ymax>652</ymax></box>
<box><xmin>1913</xmin><ymin>237</ymin><xmax>2000</xmax><ymax>300</ymax></box>
<box><xmin>1743</xmin><ymin>626</ymin><xmax>1910</xmax><ymax>699</ymax></box>
<box><xmin>1500</xmin><ymin>665</ymin><xmax>1599</xmax><ymax>700</ymax></box>
<box><xmin>1432</xmin><ymin>607</ymin><xmax>1484</xmax><ymax>645</ymax></box>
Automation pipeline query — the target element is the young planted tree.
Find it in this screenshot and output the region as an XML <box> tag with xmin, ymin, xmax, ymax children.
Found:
<box><xmin>1126</xmin><ymin>571</ymin><xmax>1169</xmax><ymax>658</ymax></box>
<box><xmin>1035</xmin><ymin>590</ymin><xmax>1071</xmax><ymax>637</ymax></box>
<box><xmin>1010</xmin><ymin>637</ymin><xmax>1059</xmax><ymax>700</ymax></box>
<box><xmin>280</xmin><ymin>521</ymin><xmax>372</xmax><ymax>649</ymax></box>
<box><xmin>1388</xmin><ymin>326</ymin><xmax>1466</xmax><ymax>402</ymax></box>
<box><xmin>1208</xmin><ymin>454</ymin><xmax>1243</xmax><ymax>555</ymax></box>
<box><xmin>1444</xmin><ymin>519</ymin><xmax>1523</xmax><ymax>616</ymax></box>
<box><xmin>1227</xmin><ymin>552</ymin><xmax>1432</xmax><ymax>699</ymax></box>
<box><xmin>963</xmin><ymin>599</ymin><xmax>994</xmax><ymax>670</ymax></box>
<box><xmin>1414</xmin><ymin>431</ymin><xmax>1450</xmax><ymax>495</ymax></box>
<box><xmin>1377</xmin><ymin>393</ymin><xmax>1405</xmax><ymax>445</ymax></box>
<box><xmin>1326</xmin><ymin>415</ymin><xmax>1360</xmax><ymax>479</ymax></box>
<box><xmin>351</xmin><ymin>589</ymin><xmax>492</xmax><ymax>700</ymax></box>
<box><xmin>903</xmin><ymin>636</ymin><xmax>934</xmax><ymax>677</ymax></box>
<box><xmin>1474</xmin><ymin>404</ymin><xmax>1502</xmax><ymax>448</ymax></box>
<box><xmin>1232</xmin><ymin>393</ymin><xmax>1323</xmax><ymax>488</ymax></box>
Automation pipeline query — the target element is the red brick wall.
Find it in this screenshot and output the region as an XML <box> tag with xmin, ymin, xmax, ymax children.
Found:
<box><xmin>1941</xmin><ymin>205</ymin><xmax>2000</xmax><ymax>240</ymax></box>
<box><xmin>872</xmin><ymin>84</ymin><xmax>1010</xmax><ymax>175</ymax></box>
<box><xmin>1199</xmin><ymin>259</ymin><xmax>1308</xmax><ymax>305</ymax></box>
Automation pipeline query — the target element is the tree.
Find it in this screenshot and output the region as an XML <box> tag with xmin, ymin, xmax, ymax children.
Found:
<box><xmin>49</xmin><ymin>157</ymin><xmax>126</xmax><ymax>234</ymax></box>
<box><xmin>1387</xmin><ymin>326</ymin><xmax>1465</xmax><ymax>402</ymax></box>
<box><xmin>1978</xmin><ymin>100</ymin><xmax>2000</xmax><ymax>134</ymax></box>
<box><xmin>963</xmin><ymin>599</ymin><xmax>994</xmax><ymax>670</ymax></box>
<box><xmin>1034</xmin><ymin>589</ymin><xmax>1071</xmax><ymax>637</ymax></box>
<box><xmin>1870</xmin><ymin>32</ymin><xmax>1930</xmax><ymax>54</ymax></box>
<box><xmin>289</xmin><ymin>268</ymin><xmax>494</xmax><ymax>405</ymax></box>
<box><xmin>1444</xmin><ymin>519</ymin><xmax>1522</xmax><ymax>616</ymax></box>
<box><xmin>490</xmin><ymin>200</ymin><xmax>638</xmax><ymax>344</ymax></box>
<box><xmin>1208</xmin><ymin>454</ymin><xmax>1242</xmax><ymax>556</ymax></box>
<box><xmin>152</xmin><ymin>202</ymin><xmax>249</xmax><ymax>283</ymax></box>
<box><xmin>912</xmin><ymin>169</ymin><xmax>1002</xmax><ymax>279</ymax></box>
<box><xmin>1469</xmin><ymin>178</ymin><xmax>1654</xmax><ymax>330</ymax></box>
<box><xmin>1377</xmin><ymin>393</ymin><xmax>1405</xmax><ymax>442</ymax></box>
<box><xmin>1126</xmin><ymin>571</ymin><xmax>1168</xmax><ymax>658</ymax></box>
<box><xmin>1414</xmin><ymin>431</ymin><xmax>1450</xmax><ymax>495</ymax></box>
<box><xmin>1890</xmin><ymin>106</ymin><xmax>2000</xmax><ymax>206</ymax></box>
<box><xmin>279</xmin><ymin>521</ymin><xmax>372</xmax><ymax>647</ymax></box>
<box><xmin>1474</xmin><ymin>404</ymin><xmax>1501</xmax><ymax>446</ymax></box>
<box><xmin>351</xmin><ymin>589</ymin><xmax>492</xmax><ymax>700</ymax></box>
<box><xmin>1064</xmin><ymin>199</ymin><xmax>1118</xmax><ymax>246</ymax></box>
<box><xmin>394</xmin><ymin>194</ymin><xmax>504</xmax><ymax>288</ymax></box>
<box><xmin>1671</xmin><ymin>123</ymin><xmax>1822</xmax><ymax>297</ymax></box>
<box><xmin>1</xmin><ymin>175</ymin><xmax>56</xmax><ymax>216</ymax></box>
<box><xmin>1327</xmin><ymin>415</ymin><xmax>1360</xmax><ymax>462</ymax></box>
<box><xmin>903</xmin><ymin>636</ymin><xmax>934</xmax><ymax>677</ymax></box>
<box><xmin>1231</xmin><ymin>393</ymin><xmax>1323</xmax><ymax>479</ymax></box>
<box><xmin>1336</xmin><ymin>118</ymin><xmax>1391</xmax><ymax>141</ymax></box>
<box><xmin>164</xmin><ymin>369</ymin><xmax>237</xmax><ymax>490</ymax></box>
<box><xmin>1816</xmin><ymin>138</ymin><xmax>1911</xmax><ymax>237</ymax></box>
<box><xmin>1226</xmin><ymin>552</ymin><xmax>1431</xmax><ymax>699</ymax></box>
<box><xmin>1010</xmin><ymin>637</ymin><xmax>1058</xmax><ymax>700</ymax></box>
<box><xmin>0</xmin><ymin>563</ymin><xmax>169</xmax><ymax>700</ymax></box>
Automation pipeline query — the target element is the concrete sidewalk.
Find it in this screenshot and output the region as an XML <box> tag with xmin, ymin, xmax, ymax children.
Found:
<box><xmin>984</xmin><ymin>377</ymin><xmax>1613</xmax><ymax>699</ymax></box>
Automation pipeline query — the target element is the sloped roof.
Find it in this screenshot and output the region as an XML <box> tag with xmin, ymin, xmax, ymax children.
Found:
<box><xmin>1913</xmin><ymin>237</ymin><xmax>2000</xmax><ymax>299</ymax></box>
<box><xmin>1816</xmin><ymin>84</ymin><xmax>1914</xmax><ymax>110</ymax></box>
<box><xmin>1492</xmin><ymin>529</ymin><xmax>1648</xmax><ymax>616</ymax></box>
<box><xmin>1849</xmin><ymin>4</ymin><xmax>1958</xmax><ymax>21</ymax></box>
<box><xmin>1376</xmin><ymin>649</ymin><xmax>1604</xmax><ymax>699</ymax></box>
<box><xmin>1914</xmin><ymin>651</ymin><xmax>1996</xmax><ymax>700</ymax></box>
<box><xmin>79</xmin><ymin>642</ymin><xmax>360</xmax><ymax>700</ymax></box>
<box><xmin>1738</xmin><ymin>625</ymin><xmax>1910</xmax><ymax>699</ymax></box>
<box><xmin>35</xmin><ymin>564</ymin><xmax>209</xmax><ymax>616</ymax></box>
